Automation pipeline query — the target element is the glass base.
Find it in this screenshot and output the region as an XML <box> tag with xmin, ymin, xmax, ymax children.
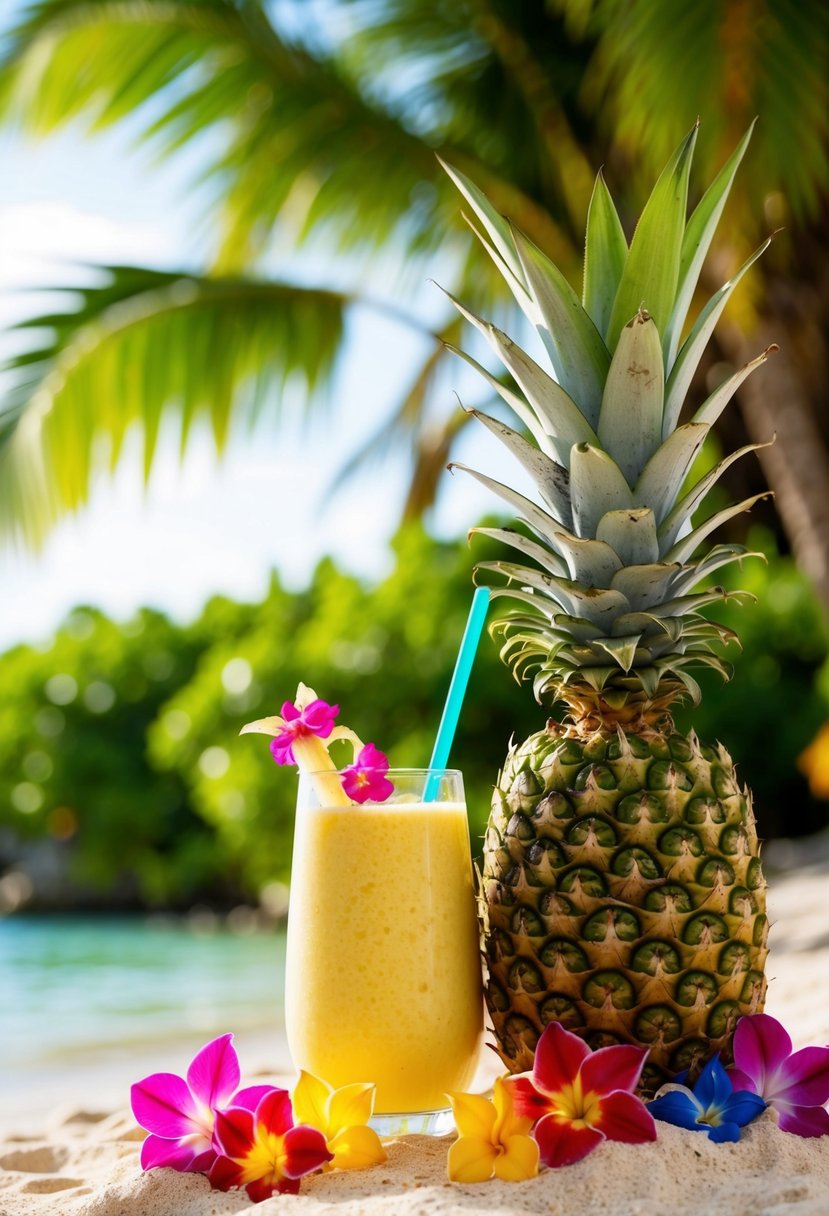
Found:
<box><xmin>370</xmin><ymin>1107</ymin><xmax>454</xmax><ymax>1137</ymax></box>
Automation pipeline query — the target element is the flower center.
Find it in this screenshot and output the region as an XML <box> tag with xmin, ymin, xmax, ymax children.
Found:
<box><xmin>238</xmin><ymin>1127</ymin><xmax>286</xmax><ymax>1187</ymax></box>
<box><xmin>550</xmin><ymin>1077</ymin><xmax>603</xmax><ymax>1128</ymax></box>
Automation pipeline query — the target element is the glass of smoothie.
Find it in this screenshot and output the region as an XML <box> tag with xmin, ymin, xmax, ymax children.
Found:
<box><xmin>285</xmin><ymin>767</ymin><xmax>484</xmax><ymax>1135</ymax></box>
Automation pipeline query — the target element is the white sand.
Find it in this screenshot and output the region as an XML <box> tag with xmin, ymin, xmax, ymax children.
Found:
<box><xmin>3</xmin><ymin>852</ymin><xmax>829</xmax><ymax>1215</ymax></box>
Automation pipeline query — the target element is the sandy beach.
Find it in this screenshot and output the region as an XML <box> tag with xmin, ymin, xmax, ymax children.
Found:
<box><xmin>3</xmin><ymin>842</ymin><xmax>829</xmax><ymax>1215</ymax></box>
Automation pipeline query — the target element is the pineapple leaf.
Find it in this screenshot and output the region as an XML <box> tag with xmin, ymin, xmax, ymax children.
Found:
<box><xmin>583</xmin><ymin>169</ymin><xmax>628</xmax><ymax>339</ymax></box>
<box><xmin>487</xmin><ymin>578</ymin><xmax>629</xmax><ymax>630</ymax></box>
<box><xmin>469</xmin><ymin>526</ymin><xmax>568</xmax><ymax>578</ymax></box>
<box><xmin>606</xmin><ymin>122</ymin><xmax>698</xmax><ymax>350</ymax></box>
<box><xmin>659</xmin><ymin>440</ymin><xmax>771</xmax><ymax>551</ymax></box>
<box><xmin>692</xmin><ymin>346</ymin><xmax>777</xmax><ymax>429</ymax></box>
<box><xmin>609</xmin><ymin>565</ymin><xmax>682</xmax><ymax>612</ymax></box>
<box><xmin>549</xmin><ymin>531</ymin><xmax>623</xmax><ymax>585</ymax></box>
<box><xmin>596</xmin><ymin>508</ymin><xmax>659</xmax><ymax>565</ymax></box>
<box><xmin>665</xmin><ymin>493</ymin><xmax>772</xmax><ymax>564</ymax></box>
<box><xmin>663</xmin><ymin>122</ymin><xmax>756</xmax><ymax>368</ymax></box>
<box><xmin>590</xmin><ymin>635</ymin><xmax>642</xmax><ymax>673</ymax></box>
<box><xmin>442</xmin><ymin>293</ymin><xmax>597</xmax><ymax>456</ymax></box>
<box><xmin>444</xmin><ymin>344</ymin><xmax>555</xmax><ymax>455</ymax></box>
<box><xmin>635</xmin><ymin>423</ymin><xmax>709</xmax><ymax>524</ymax></box>
<box><xmin>662</xmin><ymin>235</ymin><xmax>774</xmax><ymax>438</ymax></box>
<box><xmin>439</xmin><ymin>158</ymin><xmax>528</xmax><ymax>293</ymax></box>
<box><xmin>597</xmin><ymin>309</ymin><xmax>664</xmax><ymax>484</ymax></box>
<box><xmin>511</xmin><ymin>226</ymin><xmax>610</xmax><ymax>427</ymax></box>
<box><xmin>569</xmin><ymin>443</ymin><xmax>634</xmax><ymax>536</ymax></box>
<box><xmin>449</xmin><ymin>463</ymin><xmax>562</xmax><ymax>542</ymax></box>
<box><xmin>670</xmin><ymin>545</ymin><xmax>762</xmax><ymax>595</ymax></box>
<box><xmin>459</xmin><ymin>212</ymin><xmax>534</xmax><ymax>312</ymax></box>
<box><xmin>466</xmin><ymin>407</ymin><xmax>572</xmax><ymax>526</ymax></box>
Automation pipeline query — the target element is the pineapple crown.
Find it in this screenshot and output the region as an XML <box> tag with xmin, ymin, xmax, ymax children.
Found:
<box><xmin>442</xmin><ymin>122</ymin><xmax>775</xmax><ymax>720</ymax></box>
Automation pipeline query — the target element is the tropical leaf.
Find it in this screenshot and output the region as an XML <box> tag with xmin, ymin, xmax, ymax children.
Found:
<box><xmin>583</xmin><ymin>169</ymin><xmax>627</xmax><ymax>338</ymax></box>
<box><xmin>597</xmin><ymin>309</ymin><xmax>664</xmax><ymax>484</ymax></box>
<box><xmin>0</xmin><ymin>265</ymin><xmax>348</xmax><ymax>543</ymax></box>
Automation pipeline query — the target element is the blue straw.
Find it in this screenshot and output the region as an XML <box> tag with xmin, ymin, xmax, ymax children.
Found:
<box><xmin>425</xmin><ymin>586</ymin><xmax>490</xmax><ymax>800</ymax></box>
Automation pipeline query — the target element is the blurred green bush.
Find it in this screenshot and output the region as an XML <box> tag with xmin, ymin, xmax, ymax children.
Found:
<box><xmin>1</xmin><ymin>525</ymin><xmax>827</xmax><ymax>909</ymax></box>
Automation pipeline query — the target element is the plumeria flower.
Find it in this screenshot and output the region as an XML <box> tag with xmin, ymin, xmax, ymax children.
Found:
<box><xmin>510</xmin><ymin>1022</ymin><xmax>656</xmax><ymax>1167</ymax></box>
<box><xmin>292</xmin><ymin>1070</ymin><xmax>387</xmax><ymax>1170</ymax></box>
<box><xmin>447</xmin><ymin>1075</ymin><xmax>539</xmax><ymax>1183</ymax></box>
<box><xmin>209</xmin><ymin>1087</ymin><xmax>332</xmax><ymax>1202</ymax></box>
<box><xmin>730</xmin><ymin>1013</ymin><xmax>829</xmax><ymax>1137</ymax></box>
<box><xmin>131</xmin><ymin>1033</ymin><xmax>274</xmax><ymax>1172</ymax></box>
<box><xmin>648</xmin><ymin>1055</ymin><xmax>766</xmax><ymax>1143</ymax></box>
<box><xmin>341</xmin><ymin>743</ymin><xmax>395</xmax><ymax>804</ymax></box>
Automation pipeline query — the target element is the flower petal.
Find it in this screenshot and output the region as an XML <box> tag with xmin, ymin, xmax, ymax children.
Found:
<box><xmin>509</xmin><ymin>1075</ymin><xmax>550</xmax><ymax>1124</ymax></box>
<box><xmin>282</xmin><ymin>1124</ymin><xmax>334</xmax><ymax>1178</ymax></box>
<box><xmin>255</xmin><ymin>1088</ymin><xmax>294</xmax><ymax>1138</ymax></box>
<box><xmin>292</xmin><ymin>1071</ymin><xmax>332</xmax><ymax>1132</ymax></box>
<box><xmin>492</xmin><ymin>1075</ymin><xmax>534</xmax><ymax>1141</ymax></box>
<box><xmin>140</xmin><ymin>1134</ymin><xmax>198</xmax><ymax>1172</ymax></box>
<box><xmin>777</xmin><ymin>1104</ymin><xmax>829</xmax><ymax>1138</ymax></box>
<box><xmin>493</xmin><ymin>1134</ymin><xmax>539</xmax><ymax>1181</ymax></box>
<box><xmin>532</xmin><ymin>1022</ymin><xmax>591</xmax><ymax>1095</ymax></box>
<box><xmin>327</xmin><ymin>1082</ymin><xmax>376</xmax><ymax>1132</ymax></box>
<box><xmin>596</xmin><ymin>1091</ymin><xmax>657</xmax><ymax>1144</ymax></box>
<box><xmin>693</xmin><ymin>1056</ymin><xmax>734</xmax><ymax>1111</ymax></box>
<box><xmin>708</xmin><ymin>1120</ymin><xmax>741</xmax><ymax>1143</ymax></box>
<box><xmin>208</xmin><ymin>1152</ymin><xmax>245</xmax><ymax>1192</ymax></box>
<box><xmin>534</xmin><ymin>1114</ymin><xmax>604</xmax><ymax>1167</ymax></box>
<box><xmin>301</xmin><ymin>699</ymin><xmax>339</xmax><ymax>738</ymax></box>
<box><xmin>189</xmin><ymin>1147</ymin><xmax>217</xmax><ymax>1174</ymax></box>
<box><xmin>328</xmin><ymin>1124</ymin><xmax>387</xmax><ymax>1170</ymax></box>
<box><xmin>186</xmin><ymin>1034</ymin><xmax>240</xmax><ymax>1110</ymax></box>
<box><xmin>768</xmin><ymin>1046</ymin><xmax>829</xmax><ymax>1107</ymax></box>
<box><xmin>213</xmin><ymin>1107</ymin><xmax>255</xmax><ymax>1159</ymax></box>
<box><xmin>648</xmin><ymin>1090</ymin><xmax>705</xmax><ymax>1131</ymax></box>
<box><xmin>723</xmin><ymin>1090</ymin><xmax>766</xmax><ymax>1128</ymax></box>
<box><xmin>580</xmin><ymin>1045</ymin><xmax>648</xmax><ymax>1098</ymax></box>
<box><xmin>130</xmin><ymin>1073</ymin><xmax>200</xmax><ymax>1138</ymax></box>
<box><xmin>447</xmin><ymin>1091</ymin><xmax>498</xmax><ymax>1141</ymax></box>
<box><xmin>733</xmin><ymin>1014</ymin><xmax>793</xmax><ymax>1095</ymax></box>
<box><xmin>232</xmin><ymin>1085</ymin><xmax>279</xmax><ymax>1113</ymax></box>
<box><xmin>447</xmin><ymin>1136</ymin><xmax>497</xmax><ymax>1183</ymax></box>
<box><xmin>726</xmin><ymin>1066</ymin><xmax>756</xmax><ymax>1093</ymax></box>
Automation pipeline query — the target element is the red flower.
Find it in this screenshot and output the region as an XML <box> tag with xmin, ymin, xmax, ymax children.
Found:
<box><xmin>208</xmin><ymin>1088</ymin><xmax>332</xmax><ymax>1202</ymax></box>
<box><xmin>510</xmin><ymin>1022</ymin><xmax>656</xmax><ymax>1167</ymax></box>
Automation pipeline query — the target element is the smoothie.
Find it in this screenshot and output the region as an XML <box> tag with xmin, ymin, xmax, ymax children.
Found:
<box><xmin>285</xmin><ymin>795</ymin><xmax>483</xmax><ymax>1113</ymax></box>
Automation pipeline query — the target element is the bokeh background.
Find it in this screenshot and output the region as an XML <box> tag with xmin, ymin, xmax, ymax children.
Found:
<box><xmin>1</xmin><ymin>0</ymin><xmax>828</xmax><ymax>1124</ymax></box>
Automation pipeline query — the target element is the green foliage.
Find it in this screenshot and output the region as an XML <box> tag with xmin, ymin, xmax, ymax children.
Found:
<box><xmin>0</xmin><ymin>607</ymin><xmax>224</xmax><ymax>905</ymax></box>
<box><xmin>1</xmin><ymin>526</ymin><xmax>827</xmax><ymax>909</ymax></box>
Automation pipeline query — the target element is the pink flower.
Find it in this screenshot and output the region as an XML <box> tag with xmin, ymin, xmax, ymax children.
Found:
<box><xmin>341</xmin><ymin>743</ymin><xmax>394</xmax><ymax>804</ymax></box>
<box><xmin>131</xmin><ymin>1034</ymin><xmax>275</xmax><ymax>1172</ymax></box>
<box><xmin>209</xmin><ymin>1087</ymin><xmax>332</xmax><ymax>1202</ymax></box>
<box><xmin>269</xmin><ymin>698</ymin><xmax>339</xmax><ymax>765</ymax></box>
<box><xmin>730</xmin><ymin>1013</ymin><xmax>829</xmax><ymax>1137</ymax></box>
<box><xmin>510</xmin><ymin>1022</ymin><xmax>656</xmax><ymax>1167</ymax></box>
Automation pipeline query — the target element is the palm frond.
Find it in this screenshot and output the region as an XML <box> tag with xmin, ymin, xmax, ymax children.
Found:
<box><xmin>0</xmin><ymin>266</ymin><xmax>349</xmax><ymax>545</ymax></box>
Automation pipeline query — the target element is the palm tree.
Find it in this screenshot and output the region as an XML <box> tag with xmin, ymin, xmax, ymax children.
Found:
<box><xmin>1</xmin><ymin>0</ymin><xmax>828</xmax><ymax>613</ymax></box>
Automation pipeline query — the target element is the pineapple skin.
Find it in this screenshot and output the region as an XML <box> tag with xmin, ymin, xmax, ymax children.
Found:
<box><xmin>482</xmin><ymin>721</ymin><xmax>768</xmax><ymax>1096</ymax></box>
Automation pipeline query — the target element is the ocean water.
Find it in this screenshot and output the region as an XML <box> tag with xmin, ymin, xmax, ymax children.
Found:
<box><xmin>0</xmin><ymin>915</ymin><xmax>290</xmax><ymax>1127</ymax></box>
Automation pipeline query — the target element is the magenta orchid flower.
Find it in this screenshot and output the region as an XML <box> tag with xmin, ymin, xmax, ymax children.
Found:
<box><xmin>341</xmin><ymin>743</ymin><xmax>394</xmax><ymax>804</ymax></box>
<box><xmin>510</xmin><ymin>1021</ymin><xmax>656</xmax><ymax>1167</ymax></box>
<box><xmin>730</xmin><ymin>1013</ymin><xmax>829</xmax><ymax>1137</ymax></box>
<box><xmin>131</xmin><ymin>1034</ymin><xmax>275</xmax><ymax>1172</ymax></box>
<box><xmin>209</xmin><ymin>1087</ymin><xmax>332</xmax><ymax>1202</ymax></box>
<box><xmin>269</xmin><ymin>697</ymin><xmax>339</xmax><ymax>766</ymax></box>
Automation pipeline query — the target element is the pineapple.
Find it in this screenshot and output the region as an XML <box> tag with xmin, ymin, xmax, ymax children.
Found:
<box><xmin>442</xmin><ymin>123</ymin><xmax>774</xmax><ymax>1096</ymax></box>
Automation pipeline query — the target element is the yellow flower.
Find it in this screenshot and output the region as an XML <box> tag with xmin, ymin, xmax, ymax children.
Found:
<box><xmin>798</xmin><ymin>721</ymin><xmax>829</xmax><ymax>799</ymax></box>
<box><xmin>292</xmin><ymin>1071</ymin><xmax>387</xmax><ymax>1171</ymax></box>
<box><xmin>447</xmin><ymin>1075</ymin><xmax>539</xmax><ymax>1183</ymax></box>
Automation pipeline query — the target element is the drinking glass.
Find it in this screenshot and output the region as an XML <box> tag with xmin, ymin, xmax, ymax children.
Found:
<box><xmin>285</xmin><ymin>768</ymin><xmax>483</xmax><ymax>1135</ymax></box>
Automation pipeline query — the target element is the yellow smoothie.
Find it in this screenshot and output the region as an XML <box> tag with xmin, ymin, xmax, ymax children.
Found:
<box><xmin>285</xmin><ymin>798</ymin><xmax>483</xmax><ymax>1112</ymax></box>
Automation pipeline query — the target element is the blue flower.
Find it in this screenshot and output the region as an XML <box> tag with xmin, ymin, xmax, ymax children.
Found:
<box><xmin>648</xmin><ymin>1056</ymin><xmax>767</xmax><ymax>1143</ymax></box>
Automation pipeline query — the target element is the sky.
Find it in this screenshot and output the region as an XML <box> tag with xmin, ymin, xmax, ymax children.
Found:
<box><xmin>0</xmin><ymin>13</ymin><xmax>499</xmax><ymax>652</ymax></box>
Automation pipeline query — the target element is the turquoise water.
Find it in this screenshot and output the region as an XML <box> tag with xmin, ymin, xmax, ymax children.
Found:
<box><xmin>1</xmin><ymin>915</ymin><xmax>289</xmax><ymax>1123</ymax></box>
